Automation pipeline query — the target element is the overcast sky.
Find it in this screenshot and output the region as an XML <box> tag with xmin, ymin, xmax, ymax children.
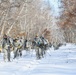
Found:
<box><xmin>43</xmin><ymin>0</ymin><xmax>62</xmax><ymax>17</ymax></box>
<box><xmin>49</xmin><ymin>0</ymin><xmax>62</xmax><ymax>17</ymax></box>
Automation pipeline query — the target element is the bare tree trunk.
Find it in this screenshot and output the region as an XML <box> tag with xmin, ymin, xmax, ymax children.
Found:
<box><xmin>6</xmin><ymin>3</ymin><xmax>26</xmax><ymax>35</ymax></box>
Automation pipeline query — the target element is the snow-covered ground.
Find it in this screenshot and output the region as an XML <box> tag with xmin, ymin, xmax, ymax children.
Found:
<box><xmin>0</xmin><ymin>43</ymin><xmax>76</xmax><ymax>75</ymax></box>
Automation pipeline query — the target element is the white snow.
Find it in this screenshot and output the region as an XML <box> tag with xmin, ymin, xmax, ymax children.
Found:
<box><xmin>0</xmin><ymin>43</ymin><xmax>76</xmax><ymax>75</ymax></box>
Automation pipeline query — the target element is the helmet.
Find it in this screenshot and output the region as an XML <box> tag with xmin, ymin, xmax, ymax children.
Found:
<box><xmin>3</xmin><ymin>34</ymin><xmax>7</xmax><ymax>38</ymax></box>
<box><xmin>36</xmin><ymin>34</ymin><xmax>38</xmax><ymax>37</ymax></box>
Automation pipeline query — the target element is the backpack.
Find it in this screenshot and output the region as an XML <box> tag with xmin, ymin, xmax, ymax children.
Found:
<box><xmin>2</xmin><ymin>38</ymin><xmax>11</xmax><ymax>49</ymax></box>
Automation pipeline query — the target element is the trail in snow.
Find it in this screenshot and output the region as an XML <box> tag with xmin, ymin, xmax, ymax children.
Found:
<box><xmin>0</xmin><ymin>43</ymin><xmax>76</xmax><ymax>75</ymax></box>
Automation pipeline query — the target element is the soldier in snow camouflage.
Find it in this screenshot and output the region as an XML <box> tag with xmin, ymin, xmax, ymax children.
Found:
<box><xmin>2</xmin><ymin>34</ymin><xmax>11</xmax><ymax>62</ymax></box>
